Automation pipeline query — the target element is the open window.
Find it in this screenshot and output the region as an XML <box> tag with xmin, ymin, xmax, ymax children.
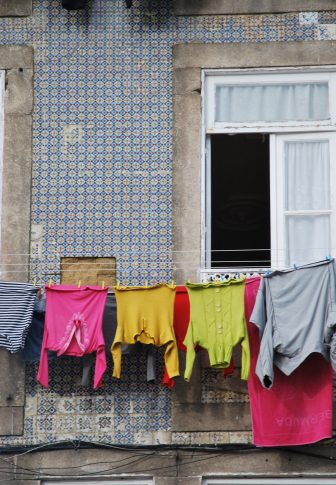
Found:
<box><xmin>203</xmin><ymin>68</ymin><xmax>336</xmax><ymax>272</ymax></box>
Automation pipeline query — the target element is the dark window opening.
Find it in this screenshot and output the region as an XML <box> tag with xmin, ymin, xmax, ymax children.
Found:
<box><xmin>210</xmin><ymin>133</ymin><xmax>270</xmax><ymax>268</ymax></box>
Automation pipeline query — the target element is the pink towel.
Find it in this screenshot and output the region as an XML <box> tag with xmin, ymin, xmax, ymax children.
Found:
<box><xmin>246</xmin><ymin>276</ymin><xmax>333</xmax><ymax>446</ymax></box>
<box><xmin>37</xmin><ymin>285</ymin><xmax>108</xmax><ymax>389</ymax></box>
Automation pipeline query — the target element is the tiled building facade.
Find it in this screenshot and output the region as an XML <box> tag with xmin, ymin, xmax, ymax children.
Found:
<box><xmin>1</xmin><ymin>1</ymin><xmax>336</xmax><ymax>483</ymax></box>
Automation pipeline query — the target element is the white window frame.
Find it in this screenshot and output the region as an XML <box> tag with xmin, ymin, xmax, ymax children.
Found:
<box><xmin>271</xmin><ymin>131</ymin><xmax>336</xmax><ymax>268</ymax></box>
<box><xmin>205</xmin><ymin>68</ymin><xmax>336</xmax><ymax>133</ymax></box>
<box><xmin>201</xmin><ymin>66</ymin><xmax>336</xmax><ymax>275</ymax></box>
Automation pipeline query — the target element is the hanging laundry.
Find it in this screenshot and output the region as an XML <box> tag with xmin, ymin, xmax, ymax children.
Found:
<box><xmin>81</xmin><ymin>292</ymin><xmax>157</xmax><ymax>385</ymax></box>
<box><xmin>111</xmin><ymin>283</ymin><xmax>179</xmax><ymax>380</ymax></box>
<box><xmin>183</xmin><ymin>278</ymin><xmax>249</xmax><ymax>381</ymax></box>
<box><xmin>246</xmin><ymin>276</ymin><xmax>333</xmax><ymax>446</ymax></box>
<box><xmin>0</xmin><ymin>281</ymin><xmax>38</xmax><ymax>353</ymax></box>
<box><xmin>250</xmin><ymin>259</ymin><xmax>336</xmax><ymax>388</ymax></box>
<box><xmin>37</xmin><ymin>285</ymin><xmax>108</xmax><ymax>389</ymax></box>
<box><xmin>162</xmin><ymin>285</ymin><xmax>191</xmax><ymax>388</ymax></box>
<box><xmin>21</xmin><ymin>291</ymin><xmax>56</xmax><ymax>362</ymax></box>
<box><xmin>161</xmin><ymin>286</ymin><xmax>236</xmax><ymax>388</ymax></box>
<box><xmin>324</xmin><ymin>300</ymin><xmax>336</xmax><ymax>372</ymax></box>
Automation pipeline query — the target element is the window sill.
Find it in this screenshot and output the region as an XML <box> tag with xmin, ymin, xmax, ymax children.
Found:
<box><xmin>174</xmin><ymin>0</ymin><xmax>336</xmax><ymax>15</ymax></box>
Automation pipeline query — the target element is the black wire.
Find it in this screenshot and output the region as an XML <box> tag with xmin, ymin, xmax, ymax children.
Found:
<box><xmin>0</xmin><ymin>439</ymin><xmax>256</xmax><ymax>455</ymax></box>
<box><xmin>0</xmin><ymin>453</ymin><xmax>154</xmax><ymax>478</ymax></box>
<box><xmin>0</xmin><ymin>449</ymin><xmax>335</xmax><ymax>480</ymax></box>
<box><xmin>0</xmin><ymin>439</ymin><xmax>335</xmax><ymax>480</ymax></box>
<box><xmin>0</xmin><ymin>453</ymin><xmax>234</xmax><ymax>479</ymax></box>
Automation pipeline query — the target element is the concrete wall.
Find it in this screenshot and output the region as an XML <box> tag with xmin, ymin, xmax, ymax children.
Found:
<box><xmin>0</xmin><ymin>46</ymin><xmax>33</xmax><ymax>437</ymax></box>
<box><xmin>3</xmin><ymin>446</ymin><xmax>336</xmax><ymax>483</ymax></box>
<box><xmin>174</xmin><ymin>0</ymin><xmax>336</xmax><ymax>15</ymax></box>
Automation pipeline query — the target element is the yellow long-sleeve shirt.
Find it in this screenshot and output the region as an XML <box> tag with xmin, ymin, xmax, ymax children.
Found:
<box><xmin>111</xmin><ymin>283</ymin><xmax>179</xmax><ymax>379</ymax></box>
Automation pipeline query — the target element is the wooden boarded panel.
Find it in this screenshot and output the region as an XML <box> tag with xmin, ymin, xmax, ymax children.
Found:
<box><xmin>0</xmin><ymin>406</ymin><xmax>24</xmax><ymax>435</ymax></box>
<box><xmin>60</xmin><ymin>257</ymin><xmax>116</xmax><ymax>287</ymax></box>
<box><xmin>0</xmin><ymin>349</ymin><xmax>25</xmax><ymax>407</ymax></box>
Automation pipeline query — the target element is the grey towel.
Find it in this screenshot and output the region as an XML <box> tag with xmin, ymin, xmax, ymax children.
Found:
<box><xmin>251</xmin><ymin>259</ymin><xmax>336</xmax><ymax>388</ymax></box>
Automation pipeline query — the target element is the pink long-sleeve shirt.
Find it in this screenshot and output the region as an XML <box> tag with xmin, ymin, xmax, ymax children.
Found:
<box><xmin>37</xmin><ymin>285</ymin><xmax>108</xmax><ymax>389</ymax></box>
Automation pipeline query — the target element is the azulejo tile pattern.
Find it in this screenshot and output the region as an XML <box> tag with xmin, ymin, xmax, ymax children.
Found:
<box><xmin>0</xmin><ymin>0</ymin><xmax>336</xmax><ymax>445</ymax></box>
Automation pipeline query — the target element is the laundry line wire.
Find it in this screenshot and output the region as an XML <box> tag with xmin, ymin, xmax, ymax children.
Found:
<box><xmin>0</xmin><ymin>248</ymin><xmax>329</xmax><ymax>262</ymax></box>
<box><xmin>0</xmin><ymin>258</ymin><xmax>333</xmax><ymax>267</ymax></box>
<box><xmin>0</xmin><ymin>259</ymin><xmax>333</xmax><ymax>269</ymax></box>
<box><xmin>1</xmin><ymin>267</ymin><xmax>265</xmax><ymax>276</ymax></box>
<box><xmin>0</xmin><ymin>260</ymin><xmax>273</xmax><ymax>268</ymax></box>
<box><xmin>1</xmin><ymin>247</ymin><xmax>336</xmax><ymax>257</ymax></box>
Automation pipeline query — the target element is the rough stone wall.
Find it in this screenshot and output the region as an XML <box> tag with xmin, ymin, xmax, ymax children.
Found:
<box><xmin>0</xmin><ymin>0</ymin><xmax>336</xmax><ymax>447</ymax></box>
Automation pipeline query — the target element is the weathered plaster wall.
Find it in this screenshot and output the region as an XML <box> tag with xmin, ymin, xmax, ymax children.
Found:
<box><xmin>0</xmin><ymin>0</ymin><xmax>32</xmax><ymax>17</ymax></box>
<box><xmin>0</xmin><ymin>0</ymin><xmax>336</xmax><ymax>449</ymax></box>
<box><xmin>3</xmin><ymin>446</ymin><xmax>336</xmax><ymax>483</ymax></box>
<box><xmin>0</xmin><ymin>46</ymin><xmax>33</xmax><ymax>438</ymax></box>
<box><xmin>174</xmin><ymin>0</ymin><xmax>336</xmax><ymax>15</ymax></box>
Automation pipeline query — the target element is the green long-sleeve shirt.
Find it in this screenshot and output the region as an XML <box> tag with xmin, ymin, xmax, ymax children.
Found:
<box><xmin>183</xmin><ymin>278</ymin><xmax>250</xmax><ymax>381</ymax></box>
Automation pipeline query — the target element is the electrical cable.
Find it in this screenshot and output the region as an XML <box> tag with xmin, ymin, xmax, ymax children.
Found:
<box><xmin>1</xmin><ymin>446</ymin><xmax>335</xmax><ymax>481</ymax></box>
<box><xmin>0</xmin><ymin>453</ymin><xmax>153</xmax><ymax>478</ymax></box>
<box><xmin>0</xmin><ymin>451</ymin><xmax>234</xmax><ymax>479</ymax></box>
<box><xmin>0</xmin><ymin>247</ymin><xmax>335</xmax><ymax>257</ymax></box>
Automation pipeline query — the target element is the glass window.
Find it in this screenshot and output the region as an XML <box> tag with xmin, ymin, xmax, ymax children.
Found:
<box><xmin>203</xmin><ymin>69</ymin><xmax>336</xmax><ymax>272</ymax></box>
<box><xmin>215</xmin><ymin>82</ymin><xmax>329</xmax><ymax>123</ymax></box>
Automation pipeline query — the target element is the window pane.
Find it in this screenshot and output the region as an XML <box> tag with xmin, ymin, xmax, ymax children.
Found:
<box><xmin>211</xmin><ymin>134</ymin><xmax>270</xmax><ymax>268</ymax></box>
<box><xmin>286</xmin><ymin>215</ymin><xmax>330</xmax><ymax>265</ymax></box>
<box><xmin>285</xmin><ymin>140</ymin><xmax>330</xmax><ymax>210</ymax></box>
<box><xmin>215</xmin><ymin>82</ymin><xmax>329</xmax><ymax>122</ymax></box>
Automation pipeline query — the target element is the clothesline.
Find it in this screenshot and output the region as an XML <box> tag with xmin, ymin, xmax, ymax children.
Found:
<box><xmin>2</xmin><ymin>255</ymin><xmax>336</xmax><ymax>265</ymax></box>
<box><xmin>20</xmin><ymin>262</ymin><xmax>336</xmax><ymax>447</ymax></box>
<box><xmin>0</xmin><ymin>269</ymin><xmax>260</xmax><ymax>276</ymax></box>
<box><xmin>2</xmin><ymin>247</ymin><xmax>336</xmax><ymax>256</ymax></box>
<box><xmin>0</xmin><ymin>262</ymin><xmax>331</xmax><ymax>270</ymax></box>
<box><xmin>0</xmin><ymin>261</ymin><xmax>272</xmax><ymax>267</ymax></box>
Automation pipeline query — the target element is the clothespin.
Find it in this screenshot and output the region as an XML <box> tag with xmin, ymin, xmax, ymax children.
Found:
<box><xmin>145</xmin><ymin>280</ymin><xmax>148</xmax><ymax>288</ymax></box>
<box><xmin>78</xmin><ymin>280</ymin><xmax>81</xmax><ymax>288</ymax></box>
<box><xmin>48</xmin><ymin>278</ymin><xmax>52</xmax><ymax>288</ymax></box>
<box><xmin>326</xmin><ymin>255</ymin><xmax>332</xmax><ymax>261</ymax></box>
<box><xmin>117</xmin><ymin>280</ymin><xmax>120</xmax><ymax>287</ymax></box>
<box><xmin>293</xmin><ymin>264</ymin><xmax>297</xmax><ymax>270</ymax></box>
<box><xmin>33</xmin><ymin>276</ymin><xmax>37</xmax><ymax>287</ymax></box>
<box><xmin>265</xmin><ymin>270</ymin><xmax>271</xmax><ymax>277</ymax></box>
<box><xmin>171</xmin><ymin>280</ymin><xmax>175</xmax><ymax>286</ymax></box>
<box><xmin>102</xmin><ymin>281</ymin><xmax>105</xmax><ymax>289</ymax></box>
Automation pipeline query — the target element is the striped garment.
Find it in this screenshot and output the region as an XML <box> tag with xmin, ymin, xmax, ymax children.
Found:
<box><xmin>0</xmin><ymin>282</ymin><xmax>38</xmax><ymax>353</ymax></box>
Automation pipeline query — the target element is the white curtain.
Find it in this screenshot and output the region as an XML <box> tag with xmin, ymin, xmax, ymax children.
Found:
<box><xmin>285</xmin><ymin>140</ymin><xmax>330</xmax><ymax>210</ymax></box>
<box><xmin>285</xmin><ymin>140</ymin><xmax>330</xmax><ymax>266</ymax></box>
<box><xmin>287</xmin><ymin>215</ymin><xmax>330</xmax><ymax>266</ymax></box>
<box><xmin>215</xmin><ymin>82</ymin><xmax>329</xmax><ymax>123</ymax></box>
